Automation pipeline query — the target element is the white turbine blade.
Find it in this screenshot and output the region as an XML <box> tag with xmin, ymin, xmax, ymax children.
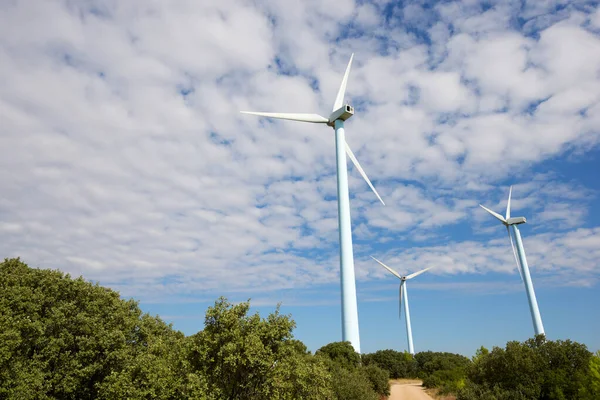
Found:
<box><xmin>332</xmin><ymin>53</ymin><xmax>354</xmax><ymax>111</ymax></box>
<box><xmin>345</xmin><ymin>142</ymin><xmax>385</xmax><ymax>205</ymax></box>
<box><xmin>506</xmin><ymin>186</ymin><xmax>513</xmax><ymax>220</ymax></box>
<box><xmin>371</xmin><ymin>256</ymin><xmax>401</xmax><ymax>279</ymax></box>
<box><xmin>240</xmin><ymin>111</ymin><xmax>328</xmax><ymax>123</ymax></box>
<box><xmin>507</xmin><ymin>226</ymin><xmax>524</xmax><ymax>282</ymax></box>
<box><xmin>399</xmin><ymin>283</ymin><xmax>403</xmax><ymax>321</ymax></box>
<box><xmin>479</xmin><ymin>204</ymin><xmax>507</xmax><ymax>224</ymax></box>
<box><xmin>405</xmin><ymin>267</ymin><xmax>432</xmax><ymax>280</ymax></box>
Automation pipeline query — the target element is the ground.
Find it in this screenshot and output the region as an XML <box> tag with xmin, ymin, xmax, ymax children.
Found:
<box><xmin>386</xmin><ymin>380</ymin><xmax>436</xmax><ymax>400</ymax></box>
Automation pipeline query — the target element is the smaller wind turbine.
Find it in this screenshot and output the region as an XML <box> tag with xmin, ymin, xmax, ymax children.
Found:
<box><xmin>479</xmin><ymin>186</ymin><xmax>545</xmax><ymax>336</ymax></box>
<box><xmin>371</xmin><ymin>256</ymin><xmax>431</xmax><ymax>355</ymax></box>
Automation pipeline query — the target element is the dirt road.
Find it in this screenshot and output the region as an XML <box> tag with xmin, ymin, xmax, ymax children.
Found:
<box><xmin>387</xmin><ymin>381</ymin><xmax>435</xmax><ymax>400</ymax></box>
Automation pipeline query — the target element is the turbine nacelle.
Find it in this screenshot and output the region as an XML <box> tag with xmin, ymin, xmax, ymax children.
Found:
<box><xmin>506</xmin><ymin>216</ymin><xmax>526</xmax><ymax>225</ymax></box>
<box><xmin>327</xmin><ymin>104</ymin><xmax>354</xmax><ymax>127</ymax></box>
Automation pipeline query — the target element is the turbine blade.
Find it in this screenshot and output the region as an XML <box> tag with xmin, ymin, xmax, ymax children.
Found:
<box><xmin>506</xmin><ymin>186</ymin><xmax>512</xmax><ymax>220</ymax></box>
<box><xmin>345</xmin><ymin>142</ymin><xmax>385</xmax><ymax>205</ymax></box>
<box><xmin>399</xmin><ymin>283</ymin><xmax>403</xmax><ymax>321</ymax></box>
<box><xmin>240</xmin><ymin>111</ymin><xmax>328</xmax><ymax>123</ymax></box>
<box><xmin>371</xmin><ymin>256</ymin><xmax>402</xmax><ymax>279</ymax></box>
<box><xmin>405</xmin><ymin>266</ymin><xmax>432</xmax><ymax>280</ymax></box>
<box><xmin>479</xmin><ymin>204</ymin><xmax>507</xmax><ymax>224</ymax></box>
<box><xmin>507</xmin><ymin>226</ymin><xmax>524</xmax><ymax>283</ymax></box>
<box><xmin>332</xmin><ymin>53</ymin><xmax>354</xmax><ymax>111</ymax></box>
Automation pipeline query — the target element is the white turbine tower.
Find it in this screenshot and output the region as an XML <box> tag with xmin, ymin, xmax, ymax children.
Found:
<box><xmin>241</xmin><ymin>54</ymin><xmax>384</xmax><ymax>353</ymax></box>
<box><xmin>480</xmin><ymin>186</ymin><xmax>545</xmax><ymax>336</ymax></box>
<box><xmin>371</xmin><ymin>256</ymin><xmax>431</xmax><ymax>355</ymax></box>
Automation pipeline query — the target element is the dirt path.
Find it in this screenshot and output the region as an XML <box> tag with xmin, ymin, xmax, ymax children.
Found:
<box><xmin>387</xmin><ymin>381</ymin><xmax>435</xmax><ymax>400</ymax></box>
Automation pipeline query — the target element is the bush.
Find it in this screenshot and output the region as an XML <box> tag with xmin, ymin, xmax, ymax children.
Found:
<box><xmin>457</xmin><ymin>380</ymin><xmax>530</xmax><ymax>400</ymax></box>
<box><xmin>363</xmin><ymin>364</ymin><xmax>390</xmax><ymax>396</ymax></box>
<box><xmin>423</xmin><ymin>369</ymin><xmax>466</xmax><ymax>394</ymax></box>
<box><xmin>188</xmin><ymin>297</ymin><xmax>332</xmax><ymax>400</ymax></box>
<box><xmin>459</xmin><ymin>335</ymin><xmax>595</xmax><ymax>400</ymax></box>
<box><xmin>315</xmin><ymin>341</ymin><xmax>361</xmax><ymax>369</ymax></box>
<box><xmin>0</xmin><ymin>257</ymin><xmax>194</xmax><ymax>399</ymax></box>
<box><xmin>415</xmin><ymin>351</ymin><xmax>471</xmax><ymax>378</ymax></box>
<box><xmin>316</xmin><ymin>342</ymin><xmax>389</xmax><ymax>399</ymax></box>
<box><xmin>362</xmin><ymin>349</ymin><xmax>418</xmax><ymax>378</ymax></box>
<box><xmin>0</xmin><ymin>258</ymin><xmax>334</xmax><ymax>400</ymax></box>
<box><xmin>327</xmin><ymin>363</ymin><xmax>379</xmax><ymax>400</ymax></box>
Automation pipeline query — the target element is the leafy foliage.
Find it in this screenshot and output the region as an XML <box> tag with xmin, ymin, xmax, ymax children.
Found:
<box><xmin>416</xmin><ymin>351</ymin><xmax>471</xmax><ymax>394</ymax></box>
<box><xmin>362</xmin><ymin>349</ymin><xmax>418</xmax><ymax>378</ymax></box>
<box><xmin>581</xmin><ymin>350</ymin><xmax>600</xmax><ymax>399</ymax></box>
<box><xmin>362</xmin><ymin>364</ymin><xmax>391</xmax><ymax>396</ymax></box>
<box><xmin>327</xmin><ymin>363</ymin><xmax>379</xmax><ymax>400</ymax></box>
<box><xmin>315</xmin><ymin>341</ymin><xmax>361</xmax><ymax>369</ymax></box>
<box><xmin>188</xmin><ymin>297</ymin><xmax>332</xmax><ymax>400</ymax></box>
<box><xmin>0</xmin><ymin>257</ymin><xmax>195</xmax><ymax>399</ymax></box>
<box><xmin>458</xmin><ymin>335</ymin><xmax>595</xmax><ymax>400</ymax></box>
<box><xmin>415</xmin><ymin>351</ymin><xmax>471</xmax><ymax>378</ymax></box>
<box><xmin>316</xmin><ymin>341</ymin><xmax>389</xmax><ymax>399</ymax></box>
<box><xmin>0</xmin><ymin>258</ymin><xmax>332</xmax><ymax>400</ymax></box>
<box><xmin>4</xmin><ymin>258</ymin><xmax>599</xmax><ymax>400</ymax></box>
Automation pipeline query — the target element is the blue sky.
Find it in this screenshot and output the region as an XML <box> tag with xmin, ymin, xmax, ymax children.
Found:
<box><xmin>1</xmin><ymin>0</ymin><xmax>599</xmax><ymax>357</ymax></box>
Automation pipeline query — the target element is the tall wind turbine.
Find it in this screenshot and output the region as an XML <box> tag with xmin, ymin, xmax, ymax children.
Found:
<box><xmin>241</xmin><ymin>54</ymin><xmax>384</xmax><ymax>353</ymax></box>
<box><xmin>371</xmin><ymin>256</ymin><xmax>431</xmax><ymax>355</ymax></box>
<box><xmin>480</xmin><ymin>186</ymin><xmax>545</xmax><ymax>336</ymax></box>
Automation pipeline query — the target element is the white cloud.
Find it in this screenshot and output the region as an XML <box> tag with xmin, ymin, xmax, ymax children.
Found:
<box><xmin>362</xmin><ymin>227</ymin><xmax>600</xmax><ymax>285</ymax></box>
<box><xmin>1</xmin><ymin>0</ymin><xmax>599</xmax><ymax>306</ymax></box>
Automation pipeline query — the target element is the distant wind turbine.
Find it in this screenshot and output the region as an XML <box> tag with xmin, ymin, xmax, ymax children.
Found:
<box><xmin>241</xmin><ymin>54</ymin><xmax>385</xmax><ymax>353</ymax></box>
<box><xmin>480</xmin><ymin>186</ymin><xmax>545</xmax><ymax>336</ymax></box>
<box><xmin>371</xmin><ymin>256</ymin><xmax>431</xmax><ymax>355</ymax></box>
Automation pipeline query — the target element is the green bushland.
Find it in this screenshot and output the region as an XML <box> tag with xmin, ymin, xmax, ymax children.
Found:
<box><xmin>315</xmin><ymin>341</ymin><xmax>390</xmax><ymax>399</ymax></box>
<box><xmin>361</xmin><ymin>347</ymin><xmax>469</xmax><ymax>394</ymax></box>
<box><xmin>357</xmin><ymin>336</ymin><xmax>600</xmax><ymax>399</ymax></box>
<box><xmin>457</xmin><ymin>336</ymin><xmax>600</xmax><ymax>400</ymax></box>
<box><xmin>0</xmin><ymin>258</ymin><xmax>388</xmax><ymax>399</ymax></box>
<box><xmin>3</xmin><ymin>257</ymin><xmax>599</xmax><ymax>399</ymax></box>
<box><xmin>362</xmin><ymin>348</ymin><xmax>418</xmax><ymax>378</ymax></box>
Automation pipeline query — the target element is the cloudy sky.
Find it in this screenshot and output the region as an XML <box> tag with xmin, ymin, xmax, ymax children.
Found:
<box><xmin>1</xmin><ymin>0</ymin><xmax>599</xmax><ymax>355</ymax></box>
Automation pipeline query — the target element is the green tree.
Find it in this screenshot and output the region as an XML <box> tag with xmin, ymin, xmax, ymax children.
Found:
<box><xmin>315</xmin><ymin>341</ymin><xmax>361</xmax><ymax>369</ymax></box>
<box><xmin>327</xmin><ymin>363</ymin><xmax>379</xmax><ymax>400</ymax></box>
<box><xmin>580</xmin><ymin>350</ymin><xmax>600</xmax><ymax>399</ymax></box>
<box><xmin>188</xmin><ymin>297</ymin><xmax>331</xmax><ymax>400</ymax></box>
<box><xmin>362</xmin><ymin>349</ymin><xmax>418</xmax><ymax>378</ymax></box>
<box><xmin>415</xmin><ymin>351</ymin><xmax>471</xmax><ymax>378</ymax></box>
<box><xmin>362</xmin><ymin>364</ymin><xmax>391</xmax><ymax>396</ymax></box>
<box><xmin>96</xmin><ymin>316</ymin><xmax>209</xmax><ymax>399</ymax></box>
<box><xmin>0</xmin><ymin>257</ymin><xmax>194</xmax><ymax>399</ymax></box>
<box><xmin>458</xmin><ymin>335</ymin><xmax>594</xmax><ymax>400</ymax></box>
<box><xmin>270</xmin><ymin>349</ymin><xmax>333</xmax><ymax>399</ymax></box>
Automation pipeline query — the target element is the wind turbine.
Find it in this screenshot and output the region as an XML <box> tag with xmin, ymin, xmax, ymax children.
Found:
<box><xmin>480</xmin><ymin>186</ymin><xmax>545</xmax><ymax>336</ymax></box>
<box><xmin>371</xmin><ymin>256</ymin><xmax>431</xmax><ymax>355</ymax></box>
<box><xmin>240</xmin><ymin>54</ymin><xmax>384</xmax><ymax>353</ymax></box>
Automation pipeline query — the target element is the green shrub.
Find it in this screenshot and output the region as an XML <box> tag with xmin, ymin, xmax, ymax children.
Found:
<box><xmin>315</xmin><ymin>341</ymin><xmax>361</xmax><ymax>369</ymax></box>
<box><xmin>362</xmin><ymin>349</ymin><xmax>418</xmax><ymax>378</ymax></box>
<box><xmin>461</xmin><ymin>335</ymin><xmax>595</xmax><ymax>400</ymax></box>
<box><xmin>415</xmin><ymin>351</ymin><xmax>471</xmax><ymax>378</ymax></box>
<box><xmin>363</xmin><ymin>364</ymin><xmax>390</xmax><ymax>396</ymax></box>
<box><xmin>328</xmin><ymin>364</ymin><xmax>379</xmax><ymax>400</ymax></box>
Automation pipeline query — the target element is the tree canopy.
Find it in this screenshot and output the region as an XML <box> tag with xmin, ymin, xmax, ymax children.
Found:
<box><xmin>458</xmin><ymin>335</ymin><xmax>598</xmax><ymax>400</ymax></box>
<box><xmin>3</xmin><ymin>257</ymin><xmax>599</xmax><ymax>400</ymax></box>
<box><xmin>1</xmin><ymin>257</ymin><xmax>192</xmax><ymax>399</ymax></box>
